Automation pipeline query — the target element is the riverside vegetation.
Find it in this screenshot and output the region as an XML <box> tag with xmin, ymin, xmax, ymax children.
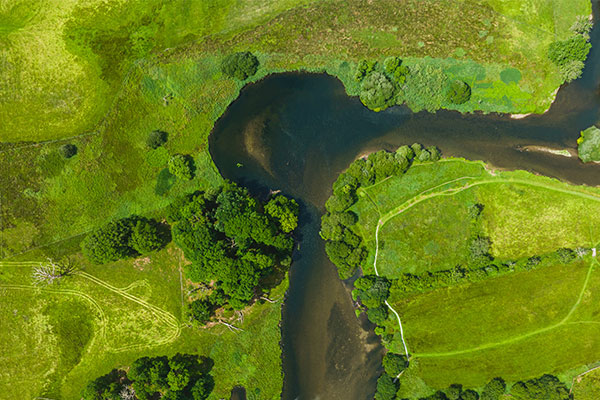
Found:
<box><xmin>322</xmin><ymin>148</ymin><xmax>600</xmax><ymax>399</ymax></box>
<box><xmin>0</xmin><ymin>0</ymin><xmax>595</xmax><ymax>398</ymax></box>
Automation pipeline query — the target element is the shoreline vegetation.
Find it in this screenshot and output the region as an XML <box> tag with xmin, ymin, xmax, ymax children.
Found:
<box><xmin>322</xmin><ymin>150</ymin><xmax>600</xmax><ymax>399</ymax></box>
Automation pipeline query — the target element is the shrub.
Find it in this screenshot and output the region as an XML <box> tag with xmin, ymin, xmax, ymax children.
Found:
<box><xmin>360</xmin><ymin>71</ymin><xmax>396</xmax><ymax>111</ymax></box>
<box><xmin>382</xmin><ymin>352</ymin><xmax>409</xmax><ymax>376</ymax></box>
<box><xmin>147</xmin><ymin>130</ymin><xmax>167</xmax><ymax>149</ymax></box>
<box><xmin>570</xmin><ymin>15</ymin><xmax>593</xmax><ymax>38</ymax></box>
<box><xmin>220</xmin><ymin>51</ymin><xmax>259</xmax><ymax>80</ymax></box>
<box><xmin>577</xmin><ymin>125</ymin><xmax>600</xmax><ymax>163</ymax></box>
<box><xmin>355</xmin><ymin>59</ymin><xmax>377</xmax><ymax>81</ymax></box>
<box><xmin>366</xmin><ymin>306</ymin><xmax>388</xmax><ymax>325</ymax></box>
<box><xmin>481</xmin><ymin>377</ymin><xmax>506</xmax><ymax>400</ymax></box>
<box><xmin>168</xmin><ymin>154</ymin><xmax>194</xmax><ymax>180</ymax></box>
<box><xmin>469</xmin><ymin>235</ymin><xmax>492</xmax><ymax>260</ymax></box>
<box><xmin>561</xmin><ymin>60</ymin><xmax>586</xmax><ymax>82</ymax></box>
<box><xmin>548</xmin><ymin>35</ymin><xmax>591</xmax><ymax>82</ymax></box>
<box><xmin>188</xmin><ymin>299</ymin><xmax>213</xmax><ymax>325</ymax></box>
<box><xmin>384</xmin><ymin>56</ymin><xmax>410</xmax><ymax>85</ymax></box>
<box><xmin>404</xmin><ymin>62</ymin><xmax>448</xmax><ymax>112</ymax></box>
<box><xmin>59</xmin><ymin>143</ymin><xmax>77</xmax><ymax>159</ymax></box>
<box><xmin>447</xmin><ymin>80</ymin><xmax>471</xmax><ymax>104</ymax></box>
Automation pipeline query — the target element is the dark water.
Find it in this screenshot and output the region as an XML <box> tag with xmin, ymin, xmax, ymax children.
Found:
<box><xmin>210</xmin><ymin>5</ymin><xmax>600</xmax><ymax>399</ymax></box>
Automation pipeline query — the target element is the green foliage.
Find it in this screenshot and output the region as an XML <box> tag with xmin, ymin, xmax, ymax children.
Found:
<box><xmin>265</xmin><ymin>195</ymin><xmax>299</xmax><ymax>233</ymax></box>
<box><xmin>384</xmin><ymin>56</ymin><xmax>410</xmax><ymax>85</ymax></box>
<box><xmin>577</xmin><ymin>125</ymin><xmax>600</xmax><ymax>163</ymax></box>
<box><xmin>570</xmin><ymin>15</ymin><xmax>593</xmax><ymax>38</ymax></box>
<box><xmin>220</xmin><ymin>51</ymin><xmax>259</xmax><ymax>80</ymax></box>
<box><xmin>375</xmin><ymin>373</ymin><xmax>399</xmax><ymax>400</ymax></box>
<box><xmin>353</xmin><ymin>274</ymin><xmax>391</xmax><ymax>308</ymax></box>
<box><xmin>360</xmin><ymin>71</ymin><xmax>396</xmax><ymax>111</ymax></box>
<box><xmin>81</xmin><ymin>369</ymin><xmax>127</xmax><ymax>400</ymax></box>
<box><xmin>355</xmin><ymin>59</ymin><xmax>377</xmax><ymax>82</ymax></box>
<box><xmin>82</xmin><ymin>216</ymin><xmax>168</xmax><ymax>264</ymax></box>
<box><xmin>170</xmin><ymin>182</ymin><xmax>297</xmax><ymax>309</ymax></box>
<box><xmin>548</xmin><ymin>35</ymin><xmax>591</xmax><ymax>82</ymax></box>
<box><xmin>403</xmin><ymin>62</ymin><xmax>448</xmax><ymax>112</ymax></box>
<box><xmin>469</xmin><ymin>235</ymin><xmax>492</xmax><ymax>261</ymax></box>
<box><xmin>366</xmin><ymin>305</ymin><xmax>388</xmax><ymax>325</ymax></box>
<box><xmin>59</xmin><ymin>143</ymin><xmax>78</xmax><ymax>159</ymax></box>
<box><xmin>447</xmin><ymin>80</ymin><xmax>471</xmax><ymax>104</ymax></box>
<box><xmin>147</xmin><ymin>130</ymin><xmax>168</xmax><ymax>149</ymax></box>
<box><xmin>509</xmin><ymin>374</ymin><xmax>569</xmax><ymax>400</ymax></box>
<box><xmin>168</xmin><ymin>154</ymin><xmax>194</xmax><ymax>180</ymax></box>
<box><xmin>382</xmin><ymin>352</ymin><xmax>408</xmax><ymax>376</ymax></box>
<box><xmin>481</xmin><ymin>377</ymin><xmax>506</xmax><ymax>400</ymax></box>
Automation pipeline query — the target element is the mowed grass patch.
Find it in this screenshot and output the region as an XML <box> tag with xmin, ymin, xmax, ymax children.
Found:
<box><xmin>387</xmin><ymin>260</ymin><xmax>588</xmax><ymax>355</ymax></box>
<box><xmin>377</xmin><ymin>189</ymin><xmax>477</xmax><ymax>276</ymax></box>
<box><xmin>478</xmin><ymin>182</ymin><xmax>600</xmax><ymax>259</ymax></box>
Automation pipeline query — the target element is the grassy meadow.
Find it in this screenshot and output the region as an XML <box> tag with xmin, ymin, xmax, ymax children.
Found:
<box><xmin>350</xmin><ymin>158</ymin><xmax>600</xmax><ymax>396</ymax></box>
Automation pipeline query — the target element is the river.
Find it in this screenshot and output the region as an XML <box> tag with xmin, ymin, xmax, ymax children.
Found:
<box><xmin>209</xmin><ymin>6</ymin><xmax>600</xmax><ymax>399</ymax></box>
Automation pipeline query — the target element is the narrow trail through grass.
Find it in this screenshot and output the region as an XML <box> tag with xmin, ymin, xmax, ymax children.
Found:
<box><xmin>367</xmin><ymin>169</ymin><xmax>600</xmax><ymax>361</ymax></box>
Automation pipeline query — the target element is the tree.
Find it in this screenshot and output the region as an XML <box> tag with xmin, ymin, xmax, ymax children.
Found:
<box><xmin>81</xmin><ymin>369</ymin><xmax>127</xmax><ymax>400</ymax></box>
<box><xmin>447</xmin><ymin>80</ymin><xmax>471</xmax><ymax>104</ymax></box>
<box><xmin>168</xmin><ymin>154</ymin><xmax>194</xmax><ymax>180</ymax></box>
<box><xmin>353</xmin><ymin>275</ymin><xmax>391</xmax><ymax>308</ymax></box>
<box><xmin>355</xmin><ymin>59</ymin><xmax>377</xmax><ymax>81</ymax></box>
<box><xmin>129</xmin><ymin>219</ymin><xmax>164</xmax><ymax>254</ymax></box>
<box><xmin>384</xmin><ymin>56</ymin><xmax>410</xmax><ymax>85</ymax></box>
<box><xmin>382</xmin><ymin>352</ymin><xmax>408</xmax><ymax>376</ymax></box>
<box><xmin>509</xmin><ymin>374</ymin><xmax>569</xmax><ymax>400</ymax></box>
<box><xmin>221</xmin><ymin>51</ymin><xmax>259</xmax><ymax>80</ymax></box>
<box><xmin>366</xmin><ymin>306</ymin><xmax>388</xmax><ymax>325</ymax></box>
<box><xmin>188</xmin><ymin>299</ymin><xmax>213</xmax><ymax>325</ymax></box>
<box><xmin>570</xmin><ymin>15</ymin><xmax>593</xmax><ymax>38</ymax></box>
<box><xmin>265</xmin><ymin>195</ymin><xmax>299</xmax><ymax>233</ymax></box>
<box><xmin>461</xmin><ymin>390</ymin><xmax>479</xmax><ymax>400</ymax></box>
<box><xmin>32</xmin><ymin>257</ymin><xmax>77</xmax><ymax>285</ymax></box>
<box><xmin>548</xmin><ymin>35</ymin><xmax>591</xmax><ymax>82</ymax></box>
<box><xmin>375</xmin><ymin>373</ymin><xmax>398</xmax><ymax>400</ymax></box>
<box><xmin>82</xmin><ymin>219</ymin><xmax>135</xmax><ymax>264</ymax></box>
<box><xmin>360</xmin><ymin>71</ymin><xmax>396</xmax><ymax>111</ymax></box>
<box><xmin>59</xmin><ymin>143</ymin><xmax>78</xmax><ymax>159</ymax></box>
<box><xmin>481</xmin><ymin>377</ymin><xmax>506</xmax><ymax>400</ymax></box>
<box><xmin>147</xmin><ymin>130</ymin><xmax>168</xmax><ymax>149</ymax></box>
<box><xmin>427</xmin><ymin>146</ymin><xmax>442</xmax><ymax>161</ymax></box>
<box><xmin>577</xmin><ymin>125</ymin><xmax>600</xmax><ymax>162</ymax></box>
<box><xmin>469</xmin><ymin>235</ymin><xmax>492</xmax><ymax>261</ymax></box>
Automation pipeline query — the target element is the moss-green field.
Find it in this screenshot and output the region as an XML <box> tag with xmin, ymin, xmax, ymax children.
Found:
<box><xmin>352</xmin><ymin>158</ymin><xmax>600</xmax><ymax>397</ymax></box>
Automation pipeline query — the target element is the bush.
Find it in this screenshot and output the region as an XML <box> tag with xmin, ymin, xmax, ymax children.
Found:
<box><xmin>469</xmin><ymin>235</ymin><xmax>492</xmax><ymax>260</ymax></box>
<box><xmin>384</xmin><ymin>56</ymin><xmax>410</xmax><ymax>85</ymax></box>
<box><xmin>59</xmin><ymin>143</ymin><xmax>77</xmax><ymax>159</ymax></box>
<box><xmin>382</xmin><ymin>352</ymin><xmax>408</xmax><ymax>376</ymax></box>
<box><xmin>360</xmin><ymin>71</ymin><xmax>396</xmax><ymax>111</ymax></box>
<box><xmin>147</xmin><ymin>130</ymin><xmax>167</xmax><ymax>149</ymax></box>
<box><xmin>168</xmin><ymin>154</ymin><xmax>194</xmax><ymax>180</ymax></box>
<box><xmin>355</xmin><ymin>59</ymin><xmax>377</xmax><ymax>82</ymax></box>
<box><xmin>404</xmin><ymin>62</ymin><xmax>448</xmax><ymax>112</ymax></box>
<box><xmin>481</xmin><ymin>377</ymin><xmax>506</xmax><ymax>400</ymax></box>
<box><xmin>220</xmin><ymin>51</ymin><xmax>259</xmax><ymax>80</ymax></box>
<box><xmin>577</xmin><ymin>125</ymin><xmax>600</xmax><ymax>163</ymax></box>
<box><xmin>447</xmin><ymin>80</ymin><xmax>471</xmax><ymax>104</ymax></box>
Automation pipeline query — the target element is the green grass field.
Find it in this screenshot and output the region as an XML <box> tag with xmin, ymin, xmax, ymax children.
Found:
<box><xmin>0</xmin><ymin>244</ymin><xmax>286</xmax><ymax>400</ymax></box>
<box><xmin>350</xmin><ymin>158</ymin><xmax>600</xmax><ymax>396</ymax></box>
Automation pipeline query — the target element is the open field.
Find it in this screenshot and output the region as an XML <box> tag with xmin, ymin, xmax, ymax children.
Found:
<box><xmin>349</xmin><ymin>158</ymin><xmax>600</xmax><ymax>396</ymax></box>
<box><xmin>0</xmin><ymin>244</ymin><xmax>286</xmax><ymax>400</ymax></box>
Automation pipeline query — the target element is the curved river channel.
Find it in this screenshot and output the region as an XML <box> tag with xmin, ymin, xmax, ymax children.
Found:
<box><xmin>210</xmin><ymin>8</ymin><xmax>600</xmax><ymax>400</ymax></box>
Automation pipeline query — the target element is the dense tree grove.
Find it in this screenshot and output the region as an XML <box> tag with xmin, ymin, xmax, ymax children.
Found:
<box><xmin>321</xmin><ymin>144</ymin><xmax>441</xmax><ymax>279</ymax></box>
<box><xmin>81</xmin><ymin>353</ymin><xmax>214</xmax><ymax>400</ymax></box>
<box><xmin>480</xmin><ymin>377</ymin><xmax>506</xmax><ymax>400</ymax></box>
<box><xmin>220</xmin><ymin>51</ymin><xmax>259</xmax><ymax>80</ymax></box>
<box><xmin>168</xmin><ymin>181</ymin><xmax>297</xmax><ymax>311</ymax></box>
<box><xmin>510</xmin><ymin>374</ymin><xmax>570</xmax><ymax>400</ymax></box>
<box><xmin>374</xmin><ymin>372</ymin><xmax>399</xmax><ymax>400</ymax></box>
<box><xmin>548</xmin><ymin>17</ymin><xmax>592</xmax><ymax>83</ymax></box>
<box><xmin>82</xmin><ymin>216</ymin><xmax>168</xmax><ymax>264</ymax></box>
<box><xmin>382</xmin><ymin>352</ymin><xmax>409</xmax><ymax>376</ymax></box>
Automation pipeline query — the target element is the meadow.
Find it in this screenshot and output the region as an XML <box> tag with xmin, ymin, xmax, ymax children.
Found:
<box><xmin>0</xmin><ymin>244</ymin><xmax>286</xmax><ymax>399</ymax></box>
<box><xmin>350</xmin><ymin>158</ymin><xmax>600</xmax><ymax>397</ymax></box>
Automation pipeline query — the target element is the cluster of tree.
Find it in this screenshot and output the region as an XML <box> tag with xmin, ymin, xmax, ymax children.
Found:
<box><xmin>509</xmin><ymin>374</ymin><xmax>570</xmax><ymax>400</ymax></box>
<box><xmin>321</xmin><ymin>144</ymin><xmax>441</xmax><ymax>279</ymax></box>
<box><xmin>373</xmin><ymin>353</ymin><xmax>410</xmax><ymax>400</ymax></box>
<box><xmin>81</xmin><ymin>353</ymin><xmax>214</xmax><ymax>400</ymax></box>
<box><xmin>353</xmin><ymin>275</ymin><xmax>391</xmax><ymax>325</ymax></box>
<box><xmin>168</xmin><ymin>154</ymin><xmax>195</xmax><ymax>180</ymax></box>
<box><xmin>355</xmin><ymin>57</ymin><xmax>409</xmax><ymax>111</ymax></box>
<box><xmin>548</xmin><ymin>15</ymin><xmax>592</xmax><ymax>82</ymax></box>
<box><xmin>82</xmin><ymin>216</ymin><xmax>169</xmax><ymax>264</ymax></box>
<box><xmin>392</xmin><ymin>247</ymin><xmax>577</xmax><ymax>295</ymax></box>
<box><xmin>59</xmin><ymin>143</ymin><xmax>78</xmax><ymax>159</ymax></box>
<box><xmin>168</xmin><ymin>182</ymin><xmax>298</xmax><ymax>311</ymax></box>
<box><xmin>220</xmin><ymin>51</ymin><xmax>259</xmax><ymax>80</ymax></box>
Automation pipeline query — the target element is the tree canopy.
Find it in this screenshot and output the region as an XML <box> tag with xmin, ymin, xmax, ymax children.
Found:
<box><xmin>168</xmin><ymin>154</ymin><xmax>194</xmax><ymax>180</ymax></box>
<box><xmin>220</xmin><ymin>51</ymin><xmax>259</xmax><ymax>80</ymax></box>
<box><xmin>360</xmin><ymin>71</ymin><xmax>396</xmax><ymax>111</ymax></box>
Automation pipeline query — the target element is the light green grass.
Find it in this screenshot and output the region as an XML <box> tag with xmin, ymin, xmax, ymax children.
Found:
<box><xmin>351</xmin><ymin>158</ymin><xmax>600</xmax><ymax>395</ymax></box>
<box><xmin>0</xmin><ymin>245</ymin><xmax>287</xmax><ymax>400</ymax></box>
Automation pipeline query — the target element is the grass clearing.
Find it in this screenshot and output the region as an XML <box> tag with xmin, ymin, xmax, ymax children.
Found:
<box><xmin>350</xmin><ymin>158</ymin><xmax>600</xmax><ymax>395</ymax></box>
